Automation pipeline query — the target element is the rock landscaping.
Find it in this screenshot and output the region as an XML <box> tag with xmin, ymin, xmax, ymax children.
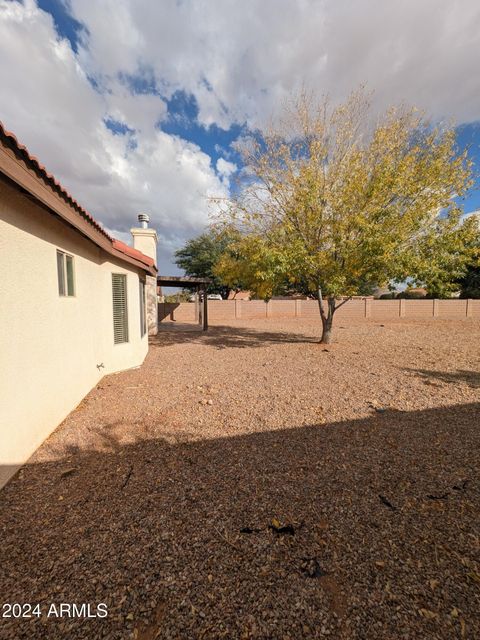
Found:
<box><xmin>0</xmin><ymin>318</ymin><xmax>479</xmax><ymax>639</ymax></box>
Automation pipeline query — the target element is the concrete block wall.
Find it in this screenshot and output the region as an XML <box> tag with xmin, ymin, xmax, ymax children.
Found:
<box><xmin>158</xmin><ymin>298</ymin><xmax>479</xmax><ymax>324</ymax></box>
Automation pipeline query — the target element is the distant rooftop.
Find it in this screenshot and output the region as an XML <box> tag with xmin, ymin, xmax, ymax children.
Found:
<box><xmin>157</xmin><ymin>275</ymin><xmax>212</xmax><ymax>288</ymax></box>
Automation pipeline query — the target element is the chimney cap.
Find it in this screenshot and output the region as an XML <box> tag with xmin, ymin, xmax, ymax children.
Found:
<box><xmin>138</xmin><ymin>213</ymin><xmax>150</xmax><ymax>228</ymax></box>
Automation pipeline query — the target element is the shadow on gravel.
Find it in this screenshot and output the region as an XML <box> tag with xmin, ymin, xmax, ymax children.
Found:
<box><xmin>406</xmin><ymin>367</ymin><xmax>480</xmax><ymax>388</ymax></box>
<box><xmin>1</xmin><ymin>402</ymin><xmax>479</xmax><ymax>639</ymax></box>
<box><xmin>153</xmin><ymin>323</ymin><xmax>319</xmax><ymax>349</ymax></box>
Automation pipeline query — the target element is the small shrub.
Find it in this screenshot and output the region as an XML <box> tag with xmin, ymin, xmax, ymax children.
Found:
<box><xmin>460</xmin><ymin>287</ymin><xmax>480</xmax><ymax>299</ymax></box>
<box><xmin>379</xmin><ymin>293</ymin><xmax>396</xmax><ymax>299</ymax></box>
<box><xmin>397</xmin><ymin>288</ymin><xmax>427</xmax><ymax>299</ymax></box>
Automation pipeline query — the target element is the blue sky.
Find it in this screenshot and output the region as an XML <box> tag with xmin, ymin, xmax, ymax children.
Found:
<box><xmin>1</xmin><ymin>0</ymin><xmax>480</xmax><ymax>275</ymax></box>
<box><xmin>39</xmin><ymin>0</ymin><xmax>480</xmax><ymax>212</ymax></box>
<box><xmin>37</xmin><ymin>0</ymin><xmax>246</xmax><ymax>185</ymax></box>
<box><xmin>37</xmin><ymin>0</ymin><xmax>87</xmax><ymax>53</ymax></box>
<box><xmin>455</xmin><ymin>123</ymin><xmax>480</xmax><ymax>211</ymax></box>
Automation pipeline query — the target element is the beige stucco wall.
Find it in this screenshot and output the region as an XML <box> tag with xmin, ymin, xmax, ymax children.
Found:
<box><xmin>0</xmin><ymin>179</ymin><xmax>149</xmax><ymax>488</ymax></box>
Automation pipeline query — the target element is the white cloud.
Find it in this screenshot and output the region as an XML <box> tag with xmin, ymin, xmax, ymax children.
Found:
<box><xmin>1</xmin><ymin>0</ymin><xmax>480</xmax><ymax>272</ymax></box>
<box><xmin>0</xmin><ymin>0</ymin><xmax>227</xmax><ymax>274</ymax></box>
<box><xmin>70</xmin><ymin>0</ymin><xmax>480</xmax><ymax>128</ymax></box>
<box><xmin>105</xmin><ymin>85</ymin><xmax>167</xmax><ymax>135</ymax></box>
<box><xmin>216</xmin><ymin>157</ymin><xmax>237</xmax><ymax>189</ymax></box>
<box><xmin>216</xmin><ymin>158</ymin><xmax>236</xmax><ymax>177</ymax></box>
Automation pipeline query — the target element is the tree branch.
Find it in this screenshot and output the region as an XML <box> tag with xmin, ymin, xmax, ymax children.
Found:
<box><xmin>334</xmin><ymin>296</ymin><xmax>353</xmax><ymax>311</ymax></box>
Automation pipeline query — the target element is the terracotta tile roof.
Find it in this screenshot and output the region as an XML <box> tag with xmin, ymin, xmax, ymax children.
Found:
<box><xmin>0</xmin><ymin>121</ymin><xmax>156</xmax><ymax>273</ymax></box>
<box><xmin>112</xmin><ymin>239</ymin><xmax>156</xmax><ymax>268</ymax></box>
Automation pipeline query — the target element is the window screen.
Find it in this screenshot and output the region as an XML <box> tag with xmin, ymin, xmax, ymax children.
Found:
<box><xmin>112</xmin><ymin>273</ymin><xmax>129</xmax><ymax>344</ymax></box>
<box><xmin>57</xmin><ymin>250</ymin><xmax>74</xmax><ymax>296</ymax></box>
<box><xmin>57</xmin><ymin>251</ymin><xmax>65</xmax><ymax>296</ymax></box>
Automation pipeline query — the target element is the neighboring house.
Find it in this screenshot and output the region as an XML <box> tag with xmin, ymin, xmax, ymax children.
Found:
<box><xmin>0</xmin><ymin>123</ymin><xmax>158</xmax><ymax>488</ymax></box>
<box><xmin>227</xmin><ymin>290</ymin><xmax>251</xmax><ymax>300</ymax></box>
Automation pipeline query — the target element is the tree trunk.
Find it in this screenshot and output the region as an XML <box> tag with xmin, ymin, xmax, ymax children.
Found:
<box><xmin>321</xmin><ymin>298</ymin><xmax>336</xmax><ymax>343</ymax></box>
<box><xmin>317</xmin><ymin>287</ymin><xmax>336</xmax><ymax>344</ymax></box>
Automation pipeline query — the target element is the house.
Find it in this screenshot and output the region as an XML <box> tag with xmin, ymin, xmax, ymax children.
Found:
<box><xmin>227</xmin><ymin>290</ymin><xmax>251</xmax><ymax>300</ymax></box>
<box><xmin>0</xmin><ymin>123</ymin><xmax>158</xmax><ymax>488</ymax></box>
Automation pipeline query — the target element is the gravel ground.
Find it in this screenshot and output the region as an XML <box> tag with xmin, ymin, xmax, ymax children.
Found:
<box><xmin>0</xmin><ymin>318</ymin><xmax>479</xmax><ymax>640</ymax></box>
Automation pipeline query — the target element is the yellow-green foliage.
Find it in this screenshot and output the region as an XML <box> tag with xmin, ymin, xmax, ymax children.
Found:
<box><xmin>214</xmin><ymin>89</ymin><xmax>478</xmax><ymax>301</ymax></box>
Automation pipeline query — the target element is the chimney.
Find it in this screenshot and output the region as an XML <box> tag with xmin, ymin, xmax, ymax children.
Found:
<box><xmin>131</xmin><ymin>213</ymin><xmax>157</xmax><ymax>259</ymax></box>
<box><xmin>131</xmin><ymin>213</ymin><xmax>158</xmax><ymax>336</ymax></box>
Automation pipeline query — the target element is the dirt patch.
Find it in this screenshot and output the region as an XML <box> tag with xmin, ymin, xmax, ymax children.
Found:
<box><xmin>0</xmin><ymin>319</ymin><xmax>479</xmax><ymax>639</ymax></box>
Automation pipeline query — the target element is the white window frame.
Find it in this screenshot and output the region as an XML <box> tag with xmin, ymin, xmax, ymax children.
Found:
<box><xmin>57</xmin><ymin>250</ymin><xmax>75</xmax><ymax>297</ymax></box>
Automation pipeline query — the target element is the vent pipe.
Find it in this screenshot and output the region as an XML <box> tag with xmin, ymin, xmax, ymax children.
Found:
<box><xmin>138</xmin><ymin>213</ymin><xmax>150</xmax><ymax>229</ymax></box>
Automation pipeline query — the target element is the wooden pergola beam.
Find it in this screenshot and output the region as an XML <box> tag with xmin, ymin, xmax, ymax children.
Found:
<box><xmin>202</xmin><ymin>287</ymin><xmax>208</xmax><ymax>331</ymax></box>
<box><xmin>157</xmin><ymin>275</ymin><xmax>211</xmax><ymax>331</ymax></box>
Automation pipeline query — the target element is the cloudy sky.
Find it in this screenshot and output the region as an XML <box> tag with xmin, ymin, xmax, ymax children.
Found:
<box><xmin>1</xmin><ymin>0</ymin><xmax>480</xmax><ymax>274</ymax></box>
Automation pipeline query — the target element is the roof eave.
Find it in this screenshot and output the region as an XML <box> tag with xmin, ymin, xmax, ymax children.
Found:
<box><xmin>0</xmin><ymin>126</ymin><xmax>156</xmax><ymax>276</ymax></box>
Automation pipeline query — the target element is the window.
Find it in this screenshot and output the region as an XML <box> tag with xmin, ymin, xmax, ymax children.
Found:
<box><xmin>112</xmin><ymin>273</ymin><xmax>129</xmax><ymax>344</ymax></box>
<box><xmin>57</xmin><ymin>250</ymin><xmax>75</xmax><ymax>296</ymax></box>
<box><xmin>139</xmin><ymin>280</ymin><xmax>146</xmax><ymax>337</ymax></box>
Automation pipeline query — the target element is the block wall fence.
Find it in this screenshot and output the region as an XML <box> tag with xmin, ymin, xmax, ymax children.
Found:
<box><xmin>159</xmin><ymin>298</ymin><xmax>480</xmax><ymax>323</ymax></box>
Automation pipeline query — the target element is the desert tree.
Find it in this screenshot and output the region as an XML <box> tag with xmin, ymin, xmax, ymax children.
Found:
<box><xmin>455</xmin><ymin>228</ymin><xmax>480</xmax><ymax>298</ymax></box>
<box><xmin>174</xmin><ymin>228</ymin><xmax>241</xmax><ymax>298</ymax></box>
<box><xmin>214</xmin><ymin>89</ymin><xmax>478</xmax><ymax>342</ymax></box>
